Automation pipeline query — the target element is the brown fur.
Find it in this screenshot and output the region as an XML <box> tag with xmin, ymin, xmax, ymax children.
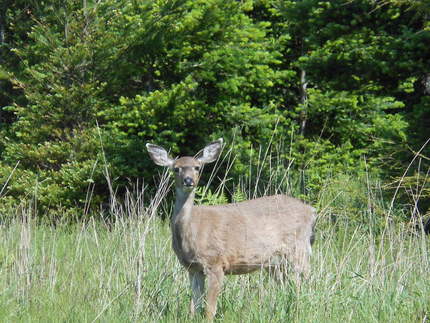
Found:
<box><xmin>146</xmin><ymin>139</ymin><xmax>316</xmax><ymax>320</ymax></box>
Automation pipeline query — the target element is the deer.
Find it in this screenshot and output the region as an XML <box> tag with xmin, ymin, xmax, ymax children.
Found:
<box><xmin>146</xmin><ymin>138</ymin><xmax>316</xmax><ymax>320</ymax></box>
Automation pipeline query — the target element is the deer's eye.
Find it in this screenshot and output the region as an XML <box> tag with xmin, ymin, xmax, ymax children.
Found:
<box><xmin>194</xmin><ymin>166</ymin><xmax>200</xmax><ymax>171</ymax></box>
<box><xmin>174</xmin><ymin>167</ymin><xmax>180</xmax><ymax>173</ymax></box>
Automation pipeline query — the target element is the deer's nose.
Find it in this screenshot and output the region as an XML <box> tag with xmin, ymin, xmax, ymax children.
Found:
<box><xmin>183</xmin><ymin>177</ymin><xmax>194</xmax><ymax>187</ymax></box>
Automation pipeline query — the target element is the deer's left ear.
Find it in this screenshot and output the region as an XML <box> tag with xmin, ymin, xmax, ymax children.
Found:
<box><xmin>197</xmin><ymin>138</ymin><xmax>223</xmax><ymax>164</ymax></box>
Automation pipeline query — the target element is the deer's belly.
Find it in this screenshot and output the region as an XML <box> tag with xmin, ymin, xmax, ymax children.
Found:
<box><xmin>225</xmin><ymin>253</ymin><xmax>285</xmax><ymax>275</ymax></box>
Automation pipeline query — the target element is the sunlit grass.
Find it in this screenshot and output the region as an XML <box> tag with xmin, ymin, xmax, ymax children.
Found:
<box><xmin>0</xmin><ymin>151</ymin><xmax>428</xmax><ymax>322</ymax></box>
<box><xmin>0</xmin><ymin>200</ymin><xmax>428</xmax><ymax>322</ymax></box>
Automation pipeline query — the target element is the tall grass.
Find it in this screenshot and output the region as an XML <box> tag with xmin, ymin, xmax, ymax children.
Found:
<box><xmin>0</xmin><ymin>142</ymin><xmax>428</xmax><ymax>322</ymax></box>
<box><xmin>0</xmin><ymin>177</ymin><xmax>428</xmax><ymax>322</ymax></box>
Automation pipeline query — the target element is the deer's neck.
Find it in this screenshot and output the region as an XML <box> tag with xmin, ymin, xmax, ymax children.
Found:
<box><xmin>171</xmin><ymin>188</ymin><xmax>197</xmax><ymax>267</ymax></box>
<box><xmin>173</xmin><ymin>188</ymin><xmax>195</xmax><ymax>224</ymax></box>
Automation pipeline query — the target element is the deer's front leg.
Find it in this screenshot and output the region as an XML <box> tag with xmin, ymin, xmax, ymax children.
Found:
<box><xmin>205</xmin><ymin>267</ymin><xmax>224</xmax><ymax>320</ymax></box>
<box><xmin>189</xmin><ymin>271</ymin><xmax>205</xmax><ymax>316</ymax></box>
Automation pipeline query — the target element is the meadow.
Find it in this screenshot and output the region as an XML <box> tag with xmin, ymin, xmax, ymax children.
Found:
<box><xmin>0</xmin><ymin>172</ymin><xmax>428</xmax><ymax>323</ymax></box>
<box><xmin>2</xmin><ymin>2</ymin><xmax>429</xmax><ymax>321</ymax></box>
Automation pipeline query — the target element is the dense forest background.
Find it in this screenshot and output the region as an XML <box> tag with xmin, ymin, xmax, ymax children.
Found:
<box><xmin>0</xmin><ymin>0</ymin><xmax>429</xmax><ymax>222</ymax></box>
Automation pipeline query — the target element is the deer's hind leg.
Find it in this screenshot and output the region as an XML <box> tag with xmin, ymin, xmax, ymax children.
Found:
<box><xmin>289</xmin><ymin>243</ymin><xmax>311</xmax><ymax>284</ymax></box>
<box><xmin>265</xmin><ymin>255</ymin><xmax>290</xmax><ymax>285</ymax></box>
<box><xmin>266</xmin><ymin>244</ymin><xmax>311</xmax><ymax>285</ymax></box>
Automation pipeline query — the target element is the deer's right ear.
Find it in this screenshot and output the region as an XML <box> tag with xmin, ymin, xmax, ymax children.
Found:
<box><xmin>146</xmin><ymin>143</ymin><xmax>174</xmax><ymax>167</ymax></box>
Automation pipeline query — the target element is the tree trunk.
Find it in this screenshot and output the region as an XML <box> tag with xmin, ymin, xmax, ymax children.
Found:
<box><xmin>0</xmin><ymin>1</ymin><xmax>7</xmax><ymax>48</ymax></box>
<box><xmin>299</xmin><ymin>69</ymin><xmax>308</xmax><ymax>136</ymax></box>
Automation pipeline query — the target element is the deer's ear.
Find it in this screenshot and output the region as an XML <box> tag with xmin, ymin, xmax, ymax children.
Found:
<box><xmin>146</xmin><ymin>143</ymin><xmax>174</xmax><ymax>167</ymax></box>
<box><xmin>197</xmin><ymin>138</ymin><xmax>223</xmax><ymax>164</ymax></box>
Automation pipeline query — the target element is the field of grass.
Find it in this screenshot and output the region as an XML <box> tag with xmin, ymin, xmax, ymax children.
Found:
<box><xmin>0</xmin><ymin>180</ymin><xmax>428</xmax><ymax>323</ymax></box>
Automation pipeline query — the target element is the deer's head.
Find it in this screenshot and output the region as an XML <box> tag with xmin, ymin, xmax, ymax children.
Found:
<box><xmin>146</xmin><ymin>139</ymin><xmax>223</xmax><ymax>191</ymax></box>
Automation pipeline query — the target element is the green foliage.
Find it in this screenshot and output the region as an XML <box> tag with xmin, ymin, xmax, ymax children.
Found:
<box><xmin>195</xmin><ymin>187</ymin><xmax>228</xmax><ymax>206</ymax></box>
<box><xmin>0</xmin><ymin>0</ymin><xmax>428</xmax><ymax>220</ymax></box>
<box><xmin>232</xmin><ymin>187</ymin><xmax>247</xmax><ymax>203</ymax></box>
<box><xmin>99</xmin><ymin>0</ymin><xmax>286</xmax><ymax>151</ymax></box>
